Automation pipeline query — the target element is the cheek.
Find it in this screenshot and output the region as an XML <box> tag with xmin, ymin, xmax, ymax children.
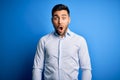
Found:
<box><xmin>52</xmin><ymin>22</ymin><xmax>58</xmax><ymax>29</ymax></box>
<box><xmin>64</xmin><ymin>21</ymin><xmax>70</xmax><ymax>26</ymax></box>
<box><xmin>53</xmin><ymin>21</ymin><xmax>58</xmax><ymax>25</ymax></box>
<box><xmin>54</xmin><ymin>23</ymin><xmax>58</xmax><ymax>28</ymax></box>
<box><xmin>64</xmin><ymin>19</ymin><xmax>70</xmax><ymax>24</ymax></box>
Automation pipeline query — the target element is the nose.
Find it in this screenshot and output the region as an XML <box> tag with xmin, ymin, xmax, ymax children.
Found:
<box><xmin>58</xmin><ymin>18</ymin><xmax>62</xmax><ymax>24</ymax></box>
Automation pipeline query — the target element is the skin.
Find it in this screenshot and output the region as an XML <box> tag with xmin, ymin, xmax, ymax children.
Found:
<box><xmin>52</xmin><ymin>10</ymin><xmax>70</xmax><ymax>38</ymax></box>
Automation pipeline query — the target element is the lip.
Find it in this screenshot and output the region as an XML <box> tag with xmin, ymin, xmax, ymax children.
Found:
<box><xmin>58</xmin><ymin>25</ymin><xmax>63</xmax><ymax>29</ymax></box>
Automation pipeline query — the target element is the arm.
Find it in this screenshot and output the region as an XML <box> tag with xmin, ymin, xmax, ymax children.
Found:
<box><xmin>79</xmin><ymin>37</ymin><xmax>92</xmax><ymax>80</ymax></box>
<box><xmin>32</xmin><ymin>39</ymin><xmax>45</xmax><ymax>80</ymax></box>
<box><xmin>81</xmin><ymin>69</ymin><xmax>92</xmax><ymax>80</ymax></box>
<box><xmin>32</xmin><ymin>68</ymin><xmax>42</xmax><ymax>80</ymax></box>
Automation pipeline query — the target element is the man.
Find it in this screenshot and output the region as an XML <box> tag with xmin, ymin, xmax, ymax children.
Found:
<box><xmin>32</xmin><ymin>4</ymin><xmax>92</xmax><ymax>80</ymax></box>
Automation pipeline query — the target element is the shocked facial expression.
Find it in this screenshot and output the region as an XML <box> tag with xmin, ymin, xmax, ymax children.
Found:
<box><xmin>52</xmin><ymin>10</ymin><xmax>70</xmax><ymax>37</ymax></box>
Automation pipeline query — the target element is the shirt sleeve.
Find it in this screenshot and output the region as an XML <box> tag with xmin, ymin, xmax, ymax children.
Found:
<box><xmin>81</xmin><ymin>69</ymin><xmax>92</xmax><ymax>80</ymax></box>
<box><xmin>32</xmin><ymin>39</ymin><xmax>45</xmax><ymax>80</ymax></box>
<box><xmin>78</xmin><ymin>37</ymin><xmax>92</xmax><ymax>80</ymax></box>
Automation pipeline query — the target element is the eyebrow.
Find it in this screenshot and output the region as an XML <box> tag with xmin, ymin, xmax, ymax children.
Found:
<box><xmin>53</xmin><ymin>14</ymin><xmax>67</xmax><ymax>17</ymax></box>
<box><xmin>61</xmin><ymin>14</ymin><xmax>67</xmax><ymax>16</ymax></box>
<box><xmin>53</xmin><ymin>15</ymin><xmax>58</xmax><ymax>17</ymax></box>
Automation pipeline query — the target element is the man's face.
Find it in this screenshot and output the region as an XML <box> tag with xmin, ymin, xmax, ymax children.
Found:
<box><xmin>52</xmin><ymin>10</ymin><xmax>70</xmax><ymax>37</ymax></box>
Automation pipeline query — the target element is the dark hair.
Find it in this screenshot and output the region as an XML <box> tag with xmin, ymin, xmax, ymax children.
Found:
<box><xmin>52</xmin><ymin>4</ymin><xmax>70</xmax><ymax>16</ymax></box>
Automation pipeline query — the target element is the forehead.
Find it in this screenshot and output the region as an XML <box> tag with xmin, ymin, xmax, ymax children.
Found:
<box><xmin>53</xmin><ymin>10</ymin><xmax>69</xmax><ymax>16</ymax></box>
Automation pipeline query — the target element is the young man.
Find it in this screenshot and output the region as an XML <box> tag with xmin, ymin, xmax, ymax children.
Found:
<box><xmin>32</xmin><ymin>4</ymin><xmax>92</xmax><ymax>80</ymax></box>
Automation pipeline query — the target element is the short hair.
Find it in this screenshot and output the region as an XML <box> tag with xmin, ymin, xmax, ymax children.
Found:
<box><xmin>52</xmin><ymin>4</ymin><xmax>70</xmax><ymax>16</ymax></box>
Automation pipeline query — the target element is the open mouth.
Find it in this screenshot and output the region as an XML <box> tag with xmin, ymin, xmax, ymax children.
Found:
<box><xmin>59</xmin><ymin>27</ymin><xmax>63</xmax><ymax>30</ymax></box>
<box><xmin>57</xmin><ymin>26</ymin><xmax>63</xmax><ymax>30</ymax></box>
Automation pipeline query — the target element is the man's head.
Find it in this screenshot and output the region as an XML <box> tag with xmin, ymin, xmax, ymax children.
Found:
<box><xmin>52</xmin><ymin>4</ymin><xmax>70</xmax><ymax>17</ymax></box>
<box><xmin>52</xmin><ymin>4</ymin><xmax>70</xmax><ymax>37</ymax></box>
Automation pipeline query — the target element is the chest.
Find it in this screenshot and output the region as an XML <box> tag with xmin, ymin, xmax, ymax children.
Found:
<box><xmin>44</xmin><ymin>38</ymin><xmax>79</xmax><ymax>59</ymax></box>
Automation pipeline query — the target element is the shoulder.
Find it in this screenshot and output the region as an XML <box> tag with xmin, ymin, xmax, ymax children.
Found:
<box><xmin>72</xmin><ymin>32</ymin><xmax>86</xmax><ymax>42</ymax></box>
<box><xmin>38</xmin><ymin>32</ymin><xmax>54</xmax><ymax>44</ymax></box>
<box><xmin>71</xmin><ymin>32</ymin><xmax>88</xmax><ymax>48</ymax></box>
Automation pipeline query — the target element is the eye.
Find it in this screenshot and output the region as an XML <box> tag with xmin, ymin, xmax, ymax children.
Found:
<box><xmin>62</xmin><ymin>17</ymin><xmax>66</xmax><ymax>20</ymax></box>
<box><xmin>53</xmin><ymin>16</ymin><xmax>59</xmax><ymax>20</ymax></box>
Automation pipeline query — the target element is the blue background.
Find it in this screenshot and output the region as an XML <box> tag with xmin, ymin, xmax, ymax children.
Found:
<box><xmin>0</xmin><ymin>0</ymin><xmax>120</xmax><ymax>80</ymax></box>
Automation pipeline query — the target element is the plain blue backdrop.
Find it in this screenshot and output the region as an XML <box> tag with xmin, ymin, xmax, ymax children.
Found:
<box><xmin>0</xmin><ymin>0</ymin><xmax>120</xmax><ymax>80</ymax></box>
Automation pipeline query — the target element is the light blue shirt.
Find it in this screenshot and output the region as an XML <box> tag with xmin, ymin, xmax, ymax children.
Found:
<box><xmin>32</xmin><ymin>29</ymin><xmax>92</xmax><ymax>80</ymax></box>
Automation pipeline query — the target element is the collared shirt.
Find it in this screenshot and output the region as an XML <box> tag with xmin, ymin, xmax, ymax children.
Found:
<box><xmin>32</xmin><ymin>29</ymin><xmax>92</xmax><ymax>80</ymax></box>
